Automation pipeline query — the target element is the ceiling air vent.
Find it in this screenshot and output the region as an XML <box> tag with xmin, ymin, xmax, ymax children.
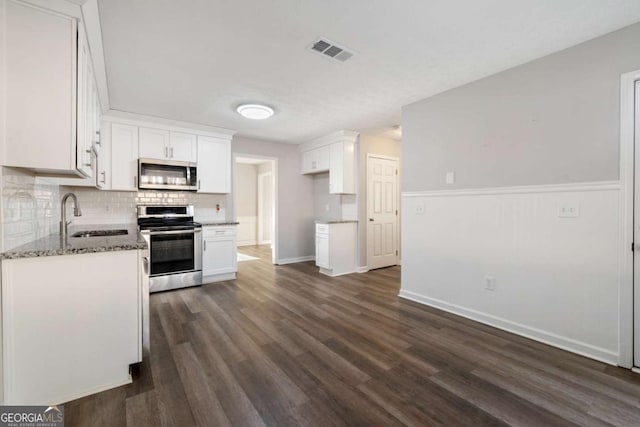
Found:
<box><xmin>310</xmin><ymin>38</ymin><xmax>354</xmax><ymax>62</ymax></box>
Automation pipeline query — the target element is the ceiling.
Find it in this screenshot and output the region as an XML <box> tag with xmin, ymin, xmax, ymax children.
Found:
<box><xmin>97</xmin><ymin>0</ymin><xmax>640</xmax><ymax>144</ymax></box>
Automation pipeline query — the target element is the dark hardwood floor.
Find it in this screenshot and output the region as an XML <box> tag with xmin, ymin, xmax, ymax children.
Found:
<box><xmin>65</xmin><ymin>245</ymin><xmax>640</xmax><ymax>426</ymax></box>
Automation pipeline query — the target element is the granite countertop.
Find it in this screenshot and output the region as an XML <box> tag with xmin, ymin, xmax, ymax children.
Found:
<box><xmin>198</xmin><ymin>221</ymin><xmax>240</xmax><ymax>226</ymax></box>
<box><xmin>0</xmin><ymin>224</ymin><xmax>147</xmax><ymax>260</ymax></box>
<box><xmin>315</xmin><ymin>220</ymin><xmax>359</xmax><ymax>224</ymax></box>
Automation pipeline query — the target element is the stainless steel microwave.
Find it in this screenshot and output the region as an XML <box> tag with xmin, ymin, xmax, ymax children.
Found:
<box><xmin>138</xmin><ymin>158</ymin><xmax>198</xmax><ymax>191</ymax></box>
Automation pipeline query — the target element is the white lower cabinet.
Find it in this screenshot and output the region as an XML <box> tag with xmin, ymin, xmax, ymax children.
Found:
<box><xmin>1</xmin><ymin>250</ymin><xmax>143</xmax><ymax>405</ymax></box>
<box><xmin>202</xmin><ymin>225</ymin><xmax>237</xmax><ymax>282</ymax></box>
<box><xmin>315</xmin><ymin>222</ymin><xmax>357</xmax><ymax>277</ymax></box>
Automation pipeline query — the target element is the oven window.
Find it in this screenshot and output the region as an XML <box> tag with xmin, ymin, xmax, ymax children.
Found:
<box><xmin>150</xmin><ymin>232</ymin><xmax>195</xmax><ymax>275</ymax></box>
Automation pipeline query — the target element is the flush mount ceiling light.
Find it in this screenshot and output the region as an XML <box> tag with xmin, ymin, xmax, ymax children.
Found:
<box><xmin>236</xmin><ymin>104</ymin><xmax>274</xmax><ymax>120</ymax></box>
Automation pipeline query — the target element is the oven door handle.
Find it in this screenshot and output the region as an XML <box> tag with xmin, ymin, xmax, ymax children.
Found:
<box><xmin>146</xmin><ymin>229</ymin><xmax>200</xmax><ymax>236</ymax></box>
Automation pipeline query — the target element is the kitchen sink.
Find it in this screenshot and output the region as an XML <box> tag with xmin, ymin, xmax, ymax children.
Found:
<box><xmin>71</xmin><ymin>229</ymin><xmax>129</xmax><ymax>238</ymax></box>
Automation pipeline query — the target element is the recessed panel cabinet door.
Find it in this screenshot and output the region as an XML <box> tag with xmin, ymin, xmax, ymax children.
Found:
<box><xmin>202</xmin><ymin>237</ymin><xmax>236</xmax><ymax>276</ymax></box>
<box><xmin>197</xmin><ymin>136</ymin><xmax>230</xmax><ymax>193</ymax></box>
<box><xmin>111</xmin><ymin>123</ymin><xmax>139</xmax><ymax>191</ymax></box>
<box><xmin>316</xmin><ymin>234</ymin><xmax>330</xmax><ymax>268</ymax></box>
<box><xmin>139</xmin><ymin>127</ymin><xmax>169</xmax><ymax>160</ymax></box>
<box><xmin>169</xmin><ymin>132</ymin><xmax>197</xmax><ymax>162</ymax></box>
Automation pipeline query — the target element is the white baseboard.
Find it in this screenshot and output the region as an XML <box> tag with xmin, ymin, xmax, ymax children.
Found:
<box><xmin>277</xmin><ymin>256</ymin><xmax>315</xmax><ymax>265</ymax></box>
<box><xmin>237</xmin><ymin>240</ymin><xmax>257</xmax><ymax>247</ymax></box>
<box><xmin>357</xmin><ymin>266</ymin><xmax>369</xmax><ymax>273</ymax></box>
<box><xmin>398</xmin><ymin>289</ymin><xmax>619</xmax><ymax>366</ymax></box>
<box><xmin>55</xmin><ymin>375</ymin><xmax>132</xmax><ymax>405</ymax></box>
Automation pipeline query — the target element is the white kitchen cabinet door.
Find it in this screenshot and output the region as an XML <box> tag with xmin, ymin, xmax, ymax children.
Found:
<box><xmin>1</xmin><ymin>251</ymin><xmax>140</xmax><ymax>405</ymax></box>
<box><xmin>4</xmin><ymin>1</ymin><xmax>78</xmax><ymax>174</ymax></box>
<box><xmin>301</xmin><ymin>147</ymin><xmax>330</xmax><ymax>174</ymax></box>
<box><xmin>203</xmin><ymin>237</ymin><xmax>237</xmax><ymax>276</ymax></box>
<box><xmin>329</xmin><ymin>141</ymin><xmax>356</xmax><ymax>194</ymax></box>
<box><xmin>316</xmin><ymin>233</ymin><xmax>330</xmax><ymax>268</ymax></box>
<box><xmin>169</xmin><ymin>132</ymin><xmax>197</xmax><ymax>162</ymax></box>
<box><xmin>139</xmin><ymin>127</ymin><xmax>169</xmax><ymax>160</ymax></box>
<box><xmin>110</xmin><ymin>123</ymin><xmax>139</xmax><ymax>191</ymax></box>
<box><xmin>315</xmin><ymin>222</ymin><xmax>356</xmax><ymax>276</ymax></box>
<box><xmin>197</xmin><ymin>136</ymin><xmax>231</xmax><ymax>193</ymax></box>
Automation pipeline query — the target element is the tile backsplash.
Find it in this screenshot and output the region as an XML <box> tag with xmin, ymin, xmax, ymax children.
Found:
<box><xmin>2</xmin><ymin>167</ymin><xmax>61</xmax><ymax>251</ymax></box>
<box><xmin>63</xmin><ymin>187</ymin><xmax>229</xmax><ymax>225</ymax></box>
<box><xmin>1</xmin><ymin>166</ymin><xmax>229</xmax><ymax>251</ymax></box>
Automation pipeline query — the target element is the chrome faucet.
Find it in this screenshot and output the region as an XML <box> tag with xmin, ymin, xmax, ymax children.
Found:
<box><xmin>60</xmin><ymin>192</ymin><xmax>82</xmax><ymax>242</ymax></box>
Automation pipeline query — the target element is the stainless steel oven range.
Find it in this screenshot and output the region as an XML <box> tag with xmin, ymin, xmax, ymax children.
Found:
<box><xmin>138</xmin><ymin>205</ymin><xmax>202</xmax><ymax>293</ymax></box>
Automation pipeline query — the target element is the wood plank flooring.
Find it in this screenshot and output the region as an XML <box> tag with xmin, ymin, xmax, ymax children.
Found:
<box><xmin>65</xmin><ymin>245</ymin><xmax>640</xmax><ymax>426</ymax></box>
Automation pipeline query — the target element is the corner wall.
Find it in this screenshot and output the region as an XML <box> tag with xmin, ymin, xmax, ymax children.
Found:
<box><xmin>400</xmin><ymin>23</ymin><xmax>640</xmax><ymax>364</ymax></box>
<box><xmin>232</xmin><ymin>137</ymin><xmax>315</xmax><ymax>263</ymax></box>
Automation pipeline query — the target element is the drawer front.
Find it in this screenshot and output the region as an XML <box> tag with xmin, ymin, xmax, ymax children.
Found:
<box><xmin>203</xmin><ymin>226</ymin><xmax>236</xmax><ymax>238</ymax></box>
<box><xmin>316</xmin><ymin>223</ymin><xmax>329</xmax><ymax>234</ymax></box>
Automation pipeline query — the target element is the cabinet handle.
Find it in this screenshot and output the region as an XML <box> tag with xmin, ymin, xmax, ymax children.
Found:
<box><xmin>170</xmin><ymin>147</ymin><xmax>174</xmax><ymax>158</ymax></box>
<box><xmin>203</xmin><ymin>240</ymin><xmax>206</xmax><ymax>251</ymax></box>
<box><xmin>312</xmin><ymin>160</ymin><xmax>316</xmax><ymax>169</ymax></box>
<box><xmin>134</xmin><ymin>176</ymin><xmax>137</xmax><ymax>188</ymax></box>
<box><xmin>165</xmin><ymin>146</ymin><xmax>169</xmax><ymax>158</ymax></box>
<box><xmin>198</xmin><ymin>180</ymin><xmax>201</xmax><ymax>190</ymax></box>
<box><xmin>95</xmin><ymin>130</ymin><xmax>101</xmax><ymax>146</ymax></box>
<box><xmin>100</xmin><ymin>171</ymin><xmax>106</xmax><ymax>184</ymax></box>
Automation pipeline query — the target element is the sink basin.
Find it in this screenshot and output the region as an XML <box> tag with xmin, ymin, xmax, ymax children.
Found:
<box><xmin>71</xmin><ymin>229</ymin><xmax>129</xmax><ymax>238</ymax></box>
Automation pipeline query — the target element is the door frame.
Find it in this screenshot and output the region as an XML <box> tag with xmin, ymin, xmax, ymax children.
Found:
<box><xmin>257</xmin><ymin>171</ymin><xmax>273</xmax><ymax>245</ymax></box>
<box><xmin>366</xmin><ymin>154</ymin><xmax>400</xmax><ymax>270</ymax></box>
<box><xmin>619</xmin><ymin>68</ymin><xmax>640</xmax><ymax>369</ymax></box>
<box><xmin>232</xmin><ymin>153</ymin><xmax>278</xmax><ymax>264</ymax></box>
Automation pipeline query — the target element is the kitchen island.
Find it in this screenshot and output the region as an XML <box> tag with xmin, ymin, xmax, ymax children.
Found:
<box><xmin>0</xmin><ymin>225</ymin><xmax>148</xmax><ymax>405</ymax></box>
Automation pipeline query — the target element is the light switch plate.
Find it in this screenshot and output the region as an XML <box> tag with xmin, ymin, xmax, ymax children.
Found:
<box><xmin>446</xmin><ymin>171</ymin><xmax>455</xmax><ymax>184</ymax></box>
<box><xmin>558</xmin><ymin>203</ymin><xmax>579</xmax><ymax>218</ymax></box>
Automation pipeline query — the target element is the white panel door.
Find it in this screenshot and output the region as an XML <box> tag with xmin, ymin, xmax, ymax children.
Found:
<box><xmin>139</xmin><ymin>127</ymin><xmax>169</xmax><ymax>160</ymax></box>
<box><xmin>634</xmin><ymin>80</ymin><xmax>640</xmax><ymax>368</ymax></box>
<box><xmin>367</xmin><ymin>156</ymin><xmax>398</xmax><ymax>270</ymax></box>
<box><xmin>110</xmin><ymin>123</ymin><xmax>139</xmax><ymax>191</ymax></box>
<box><xmin>169</xmin><ymin>132</ymin><xmax>197</xmax><ymax>162</ymax></box>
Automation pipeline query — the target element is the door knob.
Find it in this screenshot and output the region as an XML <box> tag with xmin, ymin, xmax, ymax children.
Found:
<box><xmin>369</xmin><ymin>218</ymin><xmax>374</xmax><ymax>222</ymax></box>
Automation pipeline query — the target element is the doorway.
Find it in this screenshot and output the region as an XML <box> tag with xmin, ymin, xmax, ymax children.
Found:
<box><xmin>634</xmin><ymin>79</ymin><xmax>640</xmax><ymax>369</ymax></box>
<box><xmin>234</xmin><ymin>155</ymin><xmax>277</xmax><ymax>264</ymax></box>
<box><xmin>621</xmin><ymin>68</ymin><xmax>640</xmax><ymax>370</ymax></box>
<box><xmin>366</xmin><ymin>154</ymin><xmax>399</xmax><ymax>270</ymax></box>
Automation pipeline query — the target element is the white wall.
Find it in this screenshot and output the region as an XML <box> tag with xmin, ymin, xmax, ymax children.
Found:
<box><xmin>402</xmin><ymin>183</ymin><xmax>620</xmax><ymax>364</ymax></box>
<box><xmin>312</xmin><ymin>173</ymin><xmax>343</xmax><ymax>222</ymax></box>
<box><xmin>400</xmin><ymin>24</ymin><xmax>640</xmax><ymax>364</ymax></box>
<box><xmin>232</xmin><ymin>137</ymin><xmax>315</xmax><ymax>263</ymax></box>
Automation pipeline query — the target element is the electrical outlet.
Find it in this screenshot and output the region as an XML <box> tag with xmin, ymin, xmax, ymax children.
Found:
<box><xmin>415</xmin><ymin>202</ymin><xmax>425</xmax><ymax>215</ymax></box>
<box><xmin>558</xmin><ymin>204</ymin><xmax>579</xmax><ymax>218</ymax></box>
<box><xmin>485</xmin><ymin>276</ymin><xmax>496</xmax><ymax>291</ymax></box>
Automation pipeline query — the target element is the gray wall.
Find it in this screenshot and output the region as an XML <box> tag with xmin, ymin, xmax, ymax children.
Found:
<box><xmin>235</xmin><ymin>163</ymin><xmax>257</xmax><ymax>217</ymax></box>
<box><xmin>402</xmin><ymin>22</ymin><xmax>640</xmax><ymax>191</ymax></box>
<box><xmin>232</xmin><ymin>136</ymin><xmax>315</xmax><ymax>261</ymax></box>
<box><xmin>312</xmin><ymin>172</ymin><xmax>343</xmax><ymax>222</ymax></box>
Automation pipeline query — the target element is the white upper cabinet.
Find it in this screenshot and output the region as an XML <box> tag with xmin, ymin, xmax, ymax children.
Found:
<box><xmin>301</xmin><ymin>145</ymin><xmax>330</xmax><ymax>174</ymax></box>
<box><xmin>300</xmin><ymin>131</ymin><xmax>358</xmax><ymax>194</ymax></box>
<box><xmin>169</xmin><ymin>132</ymin><xmax>197</xmax><ymax>162</ymax></box>
<box><xmin>4</xmin><ymin>1</ymin><xmax>79</xmax><ymax>175</ymax></box>
<box><xmin>197</xmin><ymin>136</ymin><xmax>231</xmax><ymax>193</ymax></box>
<box><xmin>139</xmin><ymin>128</ymin><xmax>197</xmax><ymax>162</ymax></box>
<box><xmin>138</xmin><ymin>127</ymin><xmax>170</xmax><ymax>160</ymax></box>
<box><xmin>110</xmin><ymin>123</ymin><xmax>139</xmax><ymax>191</ymax></box>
